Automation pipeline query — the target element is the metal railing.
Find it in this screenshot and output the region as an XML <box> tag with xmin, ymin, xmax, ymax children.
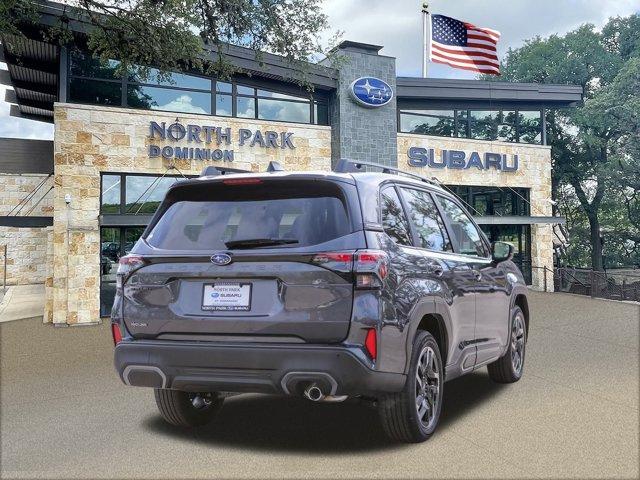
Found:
<box><xmin>532</xmin><ymin>265</ymin><xmax>640</xmax><ymax>302</ymax></box>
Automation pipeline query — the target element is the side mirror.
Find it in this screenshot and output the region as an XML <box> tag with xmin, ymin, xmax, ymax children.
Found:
<box><xmin>491</xmin><ymin>241</ymin><xmax>514</xmax><ymax>263</ymax></box>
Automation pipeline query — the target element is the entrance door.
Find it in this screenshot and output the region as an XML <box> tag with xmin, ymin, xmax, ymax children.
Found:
<box><xmin>100</xmin><ymin>226</ymin><xmax>145</xmax><ymax>316</ymax></box>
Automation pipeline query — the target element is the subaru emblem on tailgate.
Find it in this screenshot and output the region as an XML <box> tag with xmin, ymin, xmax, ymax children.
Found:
<box><xmin>210</xmin><ymin>253</ymin><xmax>232</xmax><ymax>265</ymax></box>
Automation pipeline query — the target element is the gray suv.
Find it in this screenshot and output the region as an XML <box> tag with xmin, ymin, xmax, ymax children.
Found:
<box><xmin>112</xmin><ymin>160</ymin><xmax>529</xmax><ymax>443</ymax></box>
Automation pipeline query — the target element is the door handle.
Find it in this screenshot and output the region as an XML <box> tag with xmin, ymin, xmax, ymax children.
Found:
<box><xmin>473</xmin><ymin>270</ymin><xmax>482</xmax><ymax>281</ymax></box>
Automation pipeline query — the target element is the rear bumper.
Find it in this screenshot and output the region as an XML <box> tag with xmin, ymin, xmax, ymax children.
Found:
<box><xmin>114</xmin><ymin>340</ymin><xmax>406</xmax><ymax>396</ymax></box>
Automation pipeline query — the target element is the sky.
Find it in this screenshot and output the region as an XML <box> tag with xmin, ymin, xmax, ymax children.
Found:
<box><xmin>1</xmin><ymin>0</ymin><xmax>639</xmax><ymax>140</ymax></box>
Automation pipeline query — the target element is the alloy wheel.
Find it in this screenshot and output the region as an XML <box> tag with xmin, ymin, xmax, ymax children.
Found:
<box><xmin>415</xmin><ymin>345</ymin><xmax>440</xmax><ymax>429</ymax></box>
<box><xmin>511</xmin><ymin>313</ymin><xmax>526</xmax><ymax>374</ymax></box>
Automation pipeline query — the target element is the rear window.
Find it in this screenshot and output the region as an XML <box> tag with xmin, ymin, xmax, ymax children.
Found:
<box><xmin>145</xmin><ymin>180</ymin><xmax>352</xmax><ymax>250</ymax></box>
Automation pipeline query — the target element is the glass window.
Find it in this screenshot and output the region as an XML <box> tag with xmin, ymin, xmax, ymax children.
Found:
<box><xmin>257</xmin><ymin>89</ymin><xmax>306</xmax><ymax>101</ymax></box>
<box><xmin>126</xmin><ymin>85</ymin><xmax>211</xmax><ymax>114</ymax></box>
<box><xmin>497</xmin><ymin>111</ymin><xmax>517</xmax><ymax>142</ymax></box>
<box><xmin>69</xmin><ymin>78</ymin><xmax>122</xmax><ymax>106</ymax></box>
<box><xmin>258</xmin><ymin>98</ymin><xmax>310</xmax><ymax>123</ymax></box>
<box><xmin>124</xmin><ymin>227</ymin><xmax>144</xmax><ymax>255</ymax></box>
<box><xmin>101</xmin><ymin>175</ymin><xmax>121</xmax><ymax>214</ymax></box>
<box><xmin>125</xmin><ymin>175</ymin><xmax>183</xmax><ymax>214</ymax></box>
<box><xmin>237</xmin><ymin>85</ymin><xmax>255</xmax><ymax>95</ymax></box>
<box><xmin>146</xmin><ymin>196</ymin><xmax>350</xmax><ymax>250</ymax></box>
<box><xmin>400</xmin><ymin>110</ymin><xmax>455</xmax><ymax>136</ymax></box>
<box><xmin>380</xmin><ymin>187</ymin><xmax>412</xmax><ymax>246</ymax></box>
<box><xmin>314</xmin><ymin>102</ymin><xmax>329</xmax><ymax>125</ymax></box>
<box><xmin>70</xmin><ymin>49</ymin><xmax>121</xmax><ymax>79</ymax></box>
<box><xmin>455</xmin><ymin>110</ymin><xmax>469</xmax><ymax>137</ymax></box>
<box><xmin>437</xmin><ymin>196</ymin><xmax>489</xmax><ymax>257</ymax></box>
<box><xmin>128</xmin><ymin>66</ymin><xmax>210</xmax><ymax>90</ymax></box>
<box><xmin>400</xmin><ymin>188</ymin><xmax>452</xmax><ymax>251</ymax></box>
<box><xmin>215</xmin><ymin>93</ymin><xmax>232</xmax><ymax>116</ymax></box>
<box><xmin>216</xmin><ymin>81</ymin><xmax>232</xmax><ymax>93</ymax></box>
<box><xmin>236</xmin><ymin>96</ymin><xmax>255</xmax><ymax>118</ymax></box>
<box><xmin>518</xmin><ymin>111</ymin><xmax>542</xmax><ymax>144</ymax></box>
<box><xmin>469</xmin><ymin>110</ymin><xmax>498</xmax><ymax>141</ymax></box>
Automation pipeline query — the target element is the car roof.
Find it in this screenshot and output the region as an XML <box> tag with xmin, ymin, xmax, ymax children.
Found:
<box><xmin>185</xmin><ymin>169</ymin><xmax>449</xmax><ymax>195</ymax></box>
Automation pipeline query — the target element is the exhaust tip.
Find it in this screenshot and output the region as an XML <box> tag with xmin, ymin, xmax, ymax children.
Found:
<box><xmin>304</xmin><ymin>384</ymin><xmax>324</xmax><ymax>402</ymax></box>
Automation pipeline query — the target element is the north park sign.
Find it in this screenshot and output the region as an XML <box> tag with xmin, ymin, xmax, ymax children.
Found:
<box><xmin>148</xmin><ymin>120</ymin><xmax>295</xmax><ymax>162</ymax></box>
<box><xmin>407</xmin><ymin>147</ymin><xmax>519</xmax><ymax>172</ymax></box>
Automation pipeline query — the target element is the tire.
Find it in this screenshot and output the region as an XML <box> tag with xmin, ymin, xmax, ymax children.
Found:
<box><xmin>379</xmin><ymin>331</ymin><xmax>444</xmax><ymax>443</ymax></box>
<box><xmin>487</xmin><ymin>306</ymin><xmax>526</xmax><ymax>383</ymax></box>
<box><xmin>154</xmin><ymin>389</ymin><xmax>224</xmax><ymax>427</ymax></box>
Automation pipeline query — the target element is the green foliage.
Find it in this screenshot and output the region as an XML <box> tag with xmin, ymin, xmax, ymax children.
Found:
<box><xmin>484</xmin><ymin>15</ymin><xmax>640</xmax><ymax>269</ymax></box>
<box><xmin>2</xmin><ymin>0</ymin><xmax>334</xmax><ymax>88</ymax></box>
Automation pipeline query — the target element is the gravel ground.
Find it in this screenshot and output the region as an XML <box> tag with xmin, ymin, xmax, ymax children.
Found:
<box><xmin>1</xmin><ymin>291</ymin><xmax>638</xmax><ymax>479</ymax></box>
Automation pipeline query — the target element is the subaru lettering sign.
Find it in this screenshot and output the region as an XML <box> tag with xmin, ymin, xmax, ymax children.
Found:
<box><xmin>349</xmin><ymin>77</ymin><xmax>393</xmax><ymax>107</ymax></box>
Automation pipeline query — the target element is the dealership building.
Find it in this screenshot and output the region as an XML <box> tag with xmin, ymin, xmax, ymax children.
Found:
<box><xmin>0</xmin><ymin>1</ymin><xmax>582</xmax><ymax>325</ymax></box>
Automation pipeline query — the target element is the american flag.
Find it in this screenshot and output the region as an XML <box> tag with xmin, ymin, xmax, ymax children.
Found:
<box><xmin>429</xmin><ymin>14</ymin><xmax>501</xmax><ymax>75</ymax></box>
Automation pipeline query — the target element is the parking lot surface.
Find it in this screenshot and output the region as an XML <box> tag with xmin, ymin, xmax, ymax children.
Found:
<box><xmin>1</xmin><ymin>291</ymin><xmax>638</xmax><ymax>479</ymax></box>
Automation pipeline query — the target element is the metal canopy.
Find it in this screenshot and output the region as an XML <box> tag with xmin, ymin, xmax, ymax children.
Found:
<box><xmin>0</xmin><ymin>138</ymin><xmax>54</xmax><ymax>174</ymax></box>
<box><xmin>396</xmin><ymin>77</ymin><xmax>583</xmax><ymax>108</ymax></box>
<box><xmin>474</xmin><ymin>215</ymin><xmax>566</xmax><ymax>225</ymax></box>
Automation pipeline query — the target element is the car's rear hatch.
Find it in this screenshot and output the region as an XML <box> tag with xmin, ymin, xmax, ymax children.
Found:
<box><xmin>119</xmin><ymin>175</ymin><xmax>365</xmax><ymax>343</ymax></box>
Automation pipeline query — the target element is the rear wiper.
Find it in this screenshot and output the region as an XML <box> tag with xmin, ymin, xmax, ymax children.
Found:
<box><xmin>224</xmin><ymin>238</ymin><xmax>299</xmax><ymax>249</ymax></box>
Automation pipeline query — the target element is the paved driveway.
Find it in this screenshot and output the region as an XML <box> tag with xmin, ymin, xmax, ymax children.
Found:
<box><xmin>1</xmin><ymin>291</ymin><xmax>638</xmax><ymax>479</ymax></box>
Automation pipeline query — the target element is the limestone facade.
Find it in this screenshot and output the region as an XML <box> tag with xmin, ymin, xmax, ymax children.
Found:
<box><xmin>48</xmin><ymin>103</ymin><xmax>332</xmax><ymax>324</ymax></box>
<box><xmin>0</xmin><ymin>174</ymin><xmax>53</xmax><ymax>286</ymax></box>
<box><xmin>396</xmin><ymin>133</ymin><xmax>554</xmax><ymax>290</ymax></box>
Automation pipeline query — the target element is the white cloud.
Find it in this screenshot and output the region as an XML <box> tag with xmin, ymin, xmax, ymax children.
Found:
<box><xmin>321</xmin><ymin>0</ymin><xmax>640</xmax><ymax>78</ymax></box>
<box><xmin>154</xmin><ymin>94</ymin><xmax>208</xmax><ymax>114</ymax></box>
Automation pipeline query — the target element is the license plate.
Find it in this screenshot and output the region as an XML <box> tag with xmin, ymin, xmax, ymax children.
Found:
<box><xmin>202</xmin><ymin>282</ymin><xmax>252</xmax><ymax>311</ymax></box>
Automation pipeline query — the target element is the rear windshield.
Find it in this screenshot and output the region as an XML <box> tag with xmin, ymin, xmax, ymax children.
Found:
<box><xmin>145</xmin><ymin>181</ymin><xmax>352</xmax><ymax>250</ymax></box>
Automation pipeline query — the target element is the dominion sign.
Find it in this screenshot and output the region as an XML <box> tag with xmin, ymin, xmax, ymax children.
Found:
<box><xmin>407</xmin><ymin>147</ymin><xmax>519</xmax><ymax>171</ymax></box>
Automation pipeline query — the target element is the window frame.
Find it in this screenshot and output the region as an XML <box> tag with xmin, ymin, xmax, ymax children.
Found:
<box><xmin>100</xmin><ymin>172</ymin><xmax>197</xmax><ymax>216</ymax></box>
<box><xmin>434</xmin><ymin>193</ymin><xmax>491</xmax><ymax>259</ymax></box>
<box><xmin>397</xmin><ymin>185</ymin><xmax>454</xmax><ymax>254</ymax></box>
<box><xmin>398</xmin><ymin>108</ymin><xmax>543</xmax><ymax>145</ymax></box>
<box><xmin>67</xmin><ymin>49</ymin><xmax>329</xmax><ymax>125</ymax></box>
<box><xmin>379</xmin><ymin>183</ymin><xmax>414</xmax><ymax>247</ymax></box>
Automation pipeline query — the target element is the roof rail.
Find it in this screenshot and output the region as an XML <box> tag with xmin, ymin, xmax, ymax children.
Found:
<box><xmin>266</xmin><ymin>161</ymin><xmax>284</xmax><ymax>172</ymax></box>
<box><xmin>333</xmin><ymin>159</ymin><xmax>441</xmax><ymax>187</ymax></box>
<box><xmin>200</xmin><ymin>165</ymin><xmax>251</xmax><ymax>177</ymax></box>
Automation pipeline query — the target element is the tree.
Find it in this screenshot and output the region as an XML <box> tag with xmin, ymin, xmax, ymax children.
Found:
<box><xmin>486</xmin><ymin>16</ymin><xmax>640</xmax><ymax>270</ymax></box>
<box><xmin>1</xmin><ymin>0</ymin><xmax>333</xmax><ymax>86</ymax></box>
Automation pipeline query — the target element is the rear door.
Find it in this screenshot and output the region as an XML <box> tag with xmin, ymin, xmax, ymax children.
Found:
<box><xmin>398</xmin><ymin>186</ymin><xmax>477</xmax><ymax>369</ymax></box>
<box><xmin>436</xmin><ymin>195</ymin><xmax>510</xmax><ymax>366</ymax></box>
<box><xmin>120</xmin><ymin>177</ymin><xmax>365</xmax><ymax>343</ymax></box>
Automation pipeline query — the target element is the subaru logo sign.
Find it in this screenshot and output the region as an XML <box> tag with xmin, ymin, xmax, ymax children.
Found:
<box><xmin>210</xmin><ymin>253</ymin><xmax>232</xmax><ymax>266</ymax></box>
<box><xmin>349</xmin><ymin>77</ymin><xmax>393</xmax><ymax>108</ymax></box>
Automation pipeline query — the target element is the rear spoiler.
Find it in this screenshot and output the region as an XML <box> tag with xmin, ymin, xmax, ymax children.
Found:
<box><xmin>200</xmin><ymin>161</ymin><xmax>284</xmax><ymax>177</ymax></box>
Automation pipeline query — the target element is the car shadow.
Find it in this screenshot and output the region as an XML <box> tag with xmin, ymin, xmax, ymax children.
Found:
<box><xmin>143</xmin><ymin>370</ymin><xmax>508</xmax><ymax>453</ymax></box>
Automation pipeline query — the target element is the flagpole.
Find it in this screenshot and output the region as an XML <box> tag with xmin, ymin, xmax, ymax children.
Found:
<box><xmin>422</xmin><ymin>2</ymin><xmax>430</xmax><ymax>77</ymax></box>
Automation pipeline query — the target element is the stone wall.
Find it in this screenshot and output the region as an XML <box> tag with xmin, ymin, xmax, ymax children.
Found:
<box><xmin>0</xmin><ymin>174</ymin><xmax>53</xmax><ymax>286</ymax></box>
<box><xmin>396</xmin><ymin>134</ymin><xmax>554</xmax><ymax>291</ymax></box>
<box><xmin>50</xmin><ymin>103</ymin><xmax>332</xmax><ymax>325</ymax></box>
<box><xmin>323</xmin><ymin>48</ymin><xmax>397</xmax><ymax>167</ymax></box>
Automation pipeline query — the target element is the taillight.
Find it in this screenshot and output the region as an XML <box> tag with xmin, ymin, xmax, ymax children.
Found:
<box><xmin>116</xmin><ymin>255</ymin><xmax>146</xmax><ymax>289</ymax></box>
<box><xmin>310</xmin><ymin>250</ymin><xmax>388</xmax><ymax>289</ymax></box>
<box><xmin>354</xmin><ymin>250</ymin><xmax>388</xmax><ymax>289</ymax></box>
<box><xmin>311</xmin><ymin>252</ymin><xmax>353</xmax><ymax>273</ymax></box>
<box><xmin>111</xmin><ymin>323</ymin><xmax>123</xmax><ymax>345</ymax></box>
<box><xmin>222</xmin><ymin>178</ymin><xmax>262</xmax><ymax>185</ymax></box>
<box><xmin>364</xmin><ymin>328</ymin><xmax>377</xmax><ymax>360</ymax></box>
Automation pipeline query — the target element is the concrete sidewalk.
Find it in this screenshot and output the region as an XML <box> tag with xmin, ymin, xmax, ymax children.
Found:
<box><xmin>1</xmin><ymin>291</ymin><xmax>638</xmax><ymax>479</ymax></box>
<box><xmin>0</xmin><ymin>284</ymin><xmax>45</xmax><ymax>323</ymax></box>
